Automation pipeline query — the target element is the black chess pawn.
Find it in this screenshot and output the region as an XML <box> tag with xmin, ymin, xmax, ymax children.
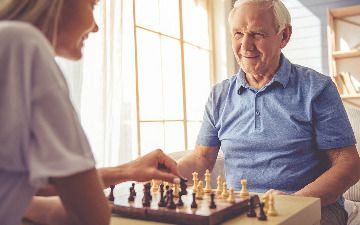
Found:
<box><xmin>209</xmin><ymin>193</ymin><xmax>216</xmax><ymax>209</ymax></box>
<box><xmin>258</xmin><ymin>202</ymin><xmax>267</xmax><ymax>221</ymax></box>
<box><xmin>179</xmin><ymin>178</ymin><xmax>188</xmax><ymax>195</ymax></box>
<box><xmin>191</xmin><ymin>193</ymin><xmax>197</xmax><ymax>208</ymax></box>
<box><xmin>142</xmin><ymin>188</ymin><xmax>151</xmax><ymax>207</ymax></box>
<box><xmin>167</xmin><ymin>190</ymin><xmax>176</xmax><ymax>209</ymax></box>
<box><xmin>132</xmin><ymin>183</ymin><xmax>136</xmax><ymax>196</ymax></box>
<box><xmin>144</xmin><ymin>182</ymin><xmax>152</xmax><ymax>200</ymax></box>
<box><xmin>176</xmin><ymin>193</ymin><xmax>184</xmax><ymax>207</ymax></box>
<box><xmin>247</xmin><ymin>196</ymin><xmax>257</xmax><ymax>217</ymax></box>
<box><xmin>160</xmin><ymin>183</ymin><xmax>164</xmax><ymax>192</ymax></box>
<box><xmin>128</xmin><ymin>187</ymin><xmax>135</xmax><ymax>202</ymax></box>
<box><xmin>108</xmin><ymin>185</ymin><xmax>115</xmax><ymax>201</ymax></box>
<box><xmin>158</xmin><ymin>187</ymin><xmax>166</xmax><ymax>207</ymax></box>
<box><xmin>164</xmin><ymin>188</ymin><xmax>171</xmax><ymax>205</ymax></box>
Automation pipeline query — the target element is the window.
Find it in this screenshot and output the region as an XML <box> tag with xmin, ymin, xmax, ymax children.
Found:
<box><xmin>133</xmin><ymin>0</ymin><xmax>213</xmax><ymax>155</ymax></box>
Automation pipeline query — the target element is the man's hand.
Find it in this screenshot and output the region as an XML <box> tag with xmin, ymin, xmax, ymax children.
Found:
<box><xmin>265</xmin><ymin>189</ymin><xmax>290</xmax><ymax>196</ymax></box>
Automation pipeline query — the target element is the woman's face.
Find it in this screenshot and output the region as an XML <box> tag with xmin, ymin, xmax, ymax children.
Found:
<box><xmin>55</xmin><ymin>0</ymin><xmax>98</xmax><ymax>60</ymax></box>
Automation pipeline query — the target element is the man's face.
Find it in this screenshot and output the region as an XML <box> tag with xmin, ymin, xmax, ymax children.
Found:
<box><xmin>230</xmin><ymin>4</ymin><xmax>286</xmax><ymax>76</ymax></box>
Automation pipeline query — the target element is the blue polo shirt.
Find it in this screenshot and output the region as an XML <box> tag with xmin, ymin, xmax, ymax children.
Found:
<box><xmin>197</xmin><ymin>54</ymin><xmax>356</xmax><ymax>196</ymax></box>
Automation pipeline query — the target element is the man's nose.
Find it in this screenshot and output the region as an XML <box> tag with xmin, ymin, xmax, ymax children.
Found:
<box><xmin>241</xmin><ymin>34</ymin><xmax>255</xmax><ymax>51</ymax></box>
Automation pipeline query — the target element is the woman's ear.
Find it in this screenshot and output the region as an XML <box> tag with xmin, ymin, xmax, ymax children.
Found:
<box><xmin>280</xmin><ymin>25</ymin><xmax>292</xmax><ymax>49</ymax></box>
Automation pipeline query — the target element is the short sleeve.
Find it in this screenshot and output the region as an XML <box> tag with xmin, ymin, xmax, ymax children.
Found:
<box><xmin>196</xmin><ymin>89</ymin><xmax>221</xmax><ymax>147</ymax></box>
<box><xmin>313</xmin><ymin>79</ymin><xmax>356</xmax><ymax>150</ymax></box>
<box><xmin>10</xmin><ymin>24</ymin><xmax>96</xmax><ymax>188</ymax></box>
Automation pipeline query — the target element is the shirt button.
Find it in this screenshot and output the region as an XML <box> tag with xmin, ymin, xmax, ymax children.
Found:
<box><xmin>255</xmin><ymin>111</ymin><xmax>260</xmax><ymax>116</ymax></box>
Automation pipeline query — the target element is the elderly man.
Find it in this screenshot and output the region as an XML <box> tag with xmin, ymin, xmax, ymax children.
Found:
<box><xmin>177</xmin><ymin>0</ymin><xmax>360</xmax><ymax>224</ymax></box>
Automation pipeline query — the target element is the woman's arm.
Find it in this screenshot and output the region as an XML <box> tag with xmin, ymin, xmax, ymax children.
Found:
<box><xmin>50</xmin><ymin>168</ymin><xmax>111</xmax><ymax>225</ymax></box>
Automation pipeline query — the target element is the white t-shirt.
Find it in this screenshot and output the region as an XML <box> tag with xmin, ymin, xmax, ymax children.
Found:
<box><xmin>0</xmin><ymin>22</ymin><xmax>96</xmax><ymax>225</ymax></box>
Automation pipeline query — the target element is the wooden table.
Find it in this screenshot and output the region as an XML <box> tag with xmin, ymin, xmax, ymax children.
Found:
<box><xmin>22</xmin><ymin>193</ymin><xmax>321</xmax><ymax>225</ymax></box>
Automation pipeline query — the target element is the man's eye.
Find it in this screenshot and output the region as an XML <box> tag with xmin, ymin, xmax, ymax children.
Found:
<box><xmin>234</xmin><ymin>32</ymin><xmax>243</xmax><ymax>40</ymax></box>
<box><xmin>254</xmin><ymin>33</ymin><xmax>265</xmax><ymax>38</ymax></box>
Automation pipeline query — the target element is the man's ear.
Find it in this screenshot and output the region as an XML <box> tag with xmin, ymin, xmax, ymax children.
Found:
<box><xmin>280</xmin><ymin>25</ymin><xmax>292</xmax><ymax>49</ymax></box>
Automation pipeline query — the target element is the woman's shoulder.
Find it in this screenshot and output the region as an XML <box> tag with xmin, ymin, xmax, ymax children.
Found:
<box><xmin>0</xmin><ymin>21</ymin><xmax>52</xmax><ymax>53</ymax></box>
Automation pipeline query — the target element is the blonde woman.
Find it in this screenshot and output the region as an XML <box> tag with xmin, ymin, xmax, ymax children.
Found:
<box><xmin>0</xmin><ymin>0</ymin><xmax>181</xmax><ymax>224</ymax></box>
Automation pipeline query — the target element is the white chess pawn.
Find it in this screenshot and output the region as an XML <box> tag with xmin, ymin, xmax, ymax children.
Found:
<box><xmin>192</xmin><ymin>172</ymin><xmax>198</xmax><ymax>193</ymax></box>
<box><xmin>239</xmin><ymin>179</ymin><xmax>249</xmax><ymax>197</ymax></box>
<box><xmin>262</xmin><ymin>194</ymin><xmax>269</xmax><ymax>213</ymax></box>
<box><xmin>196</xmin><ymin>181</ymin><xmax>204</xmax><ymax>199</ymax></box>
<box><xmin>267</xmin><ymin>194</ymin><xmax>278</xmax><ymax>216</ymax></box>
<box><xmin>216</xmin><ymin>176</ymin><xmax>223</xmax><ymax>196</ymax></box>
<box><xmin>227</xmin><ymin>188</ymin><xmax>235</xmax><ymax>203</ymax></box>
<box><xmin>204</xmin><ymin>169</ymin><xmax>211</xmax><ymax>193</ymax></box>
<box><xmin>221</xmin><ymin>182</ymin><xmax>229</xmax><ymax>198</ymax></box>
<box><xmin>151</xmin><ymin>179</ymin><xmax>158</xmax><ymax>192</ymax></box>
<box><xmin>173</xmin><ymin>183</ymin><xmax>179</xmax><ymax>197</ymax></box>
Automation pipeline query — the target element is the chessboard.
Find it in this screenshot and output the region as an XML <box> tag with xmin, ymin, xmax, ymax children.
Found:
<box><xmin>109</xmin><ymin>182</ymin><xmax>260</xmax><ymax>225</ymax></box>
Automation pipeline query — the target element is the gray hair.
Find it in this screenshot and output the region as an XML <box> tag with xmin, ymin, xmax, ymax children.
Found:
<box><xmin>0</xmin><ymin>0</ymin><xmax>64</xmax><ymax>45</ymax></box>
<box><xmin>228</xmin><ymin>0</ymin><xmax>291</xmax><ymax>33</ymax></box>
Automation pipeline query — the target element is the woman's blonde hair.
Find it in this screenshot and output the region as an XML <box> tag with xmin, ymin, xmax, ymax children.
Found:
<box><xmin>228</xmin><ymin>0</ymin><xmax>291</xmax><ymax>33</ymax></box>
<box><xmin>0</xmin><ymin>0</ymin><xmax>64</xmax><ymax>45</ymax></box>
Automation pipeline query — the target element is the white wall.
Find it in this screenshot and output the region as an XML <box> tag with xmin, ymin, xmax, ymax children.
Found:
<box><xmin>282</xmin><ymin>0</ymin><xmax>360</xmax><ymax>75</ymax></box>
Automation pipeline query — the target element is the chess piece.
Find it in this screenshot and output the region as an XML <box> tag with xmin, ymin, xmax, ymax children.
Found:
<box><xmin>147</xmin><ymin>183</ymin><xmax>152</xmax><ymax>199</ymax></box>
<box><xmin>258</xmin><ymin>202</ymin><xmax>267</xmax><ymax>221</ymax></box>
<box><xmin>216</xmin><ymin>176</ymin><xmax>223</xmax><ymax>196</ymax></box>
<box><xmin>240</xmin><ymin>179</ymin><xmax>249</xmax><ymax>197</ymax></box>
<box><xmin>167</xmin><ymin>190</ymin><xmax>176</xmax><ymax>209</ymax></box>
<box><xmin>142</xmin><ymin>188</ymin><xmax>151</xmax><ymax>207</ymax></box>
<box><xmin>209</xmin><ymin>193</ymin><xmax>216</xmax><ymax>209</ymax></box>
<box><xmin>191</xmin><ymin>193</ymin><xmax>198</xmax><ymax>208</ymax></box>
<box><xmin>164</xmin><ymin>182</ymin><xmax>169</xmax><ymax>189</ymax></box>
<box><xmin>262</xmin><ymin>194</ymin><xmax>269</xmax><ymax>213</ymax></box>
<box><xmin>173</xmin><ymin>183</ymin><xmax>179</xmax><ymax>198</ymax></box>
<box><xmin>165</xmin><ymin>185</ymin><xmax>170</xmax><ymax>205</ymax></box>
<box><xmin>221</xmin><ymin>182</ymin><xmax>229</xmax><ymax>198</ymax></box>
<box><xmin>158</xmin><ymin>186</ymin><xmax>166</xmax><ymax>207</ymax></box>
<box><xmin>151</xmin><ymin>179</ymin><xmax>158</xmax><ymax>192</ymax></box>
<box><xmin>247</xmin><ymin>196</ymin><xmax>257</xmax><ymax>217</ymax></box>
<box><xmin>192</xmin><ymin>172</ymin><xmax>198</xmax><ymax>193</ymax></box>
<box><xmin>142</xmin><ymin>183</ymin><xmax>152</xmax><ymax>205</ymax></box>
<box><xmin>227</xmin><ymin>188</ymin><xmax>235</xmax><ymax>203</ymax></box>
<box><xmin>204</xmin><ymin>169</ymin><xmax>211</xmax><ymax>193</ymax></box>
<box><xmin>159</xmin><ymin>183</ymin><xmax>164</xmax><ymax>192</ymax></box>
<box><xmin>108</xmin><ymin>185</ymin><xmax>115</xmax><ymax>201</ymax></box>
<box><xmin>196</xmin><ymin>181</ymin><xmax>204</xmax><ymax>199</ymax></box>
<box><xmin>128</xmin><ymin>187</ymin><xmax>135</xmax><ymax>202</ymax></box>
<box><xmin>177</xmin><ymin>193</ymin><xmax>184</xmax><ymax>207</ymax></box>
<box><xmin>267</xmin><ymin>194</ymin><xmax>278</xmax><ymax>216</ymax></box>
<box><xmin>179</xmin><ymin>178</ymin><xmax>188</xmax><ymax>195</ymax></box>
<box><xmin>132</xmin><ymin>183</ymin><xmax>136</xmax><ymax>196</ymax></box>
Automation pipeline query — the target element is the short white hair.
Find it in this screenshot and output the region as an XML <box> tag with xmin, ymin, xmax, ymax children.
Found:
<box><xmin>228</xmin><ymin>0</ymin><xmax>291</xmax><ymax>33</ymax></box>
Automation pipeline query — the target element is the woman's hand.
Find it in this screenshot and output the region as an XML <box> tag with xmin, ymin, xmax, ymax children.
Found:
<box><xmin>99</xmin><ymin>149</ymin><xmax>182</xmax><ymax>187</ymax></box>
<box><xmin>126</xmin><ymin>149</ymin><xmax>181</xmax><ymax>183</ymax></box>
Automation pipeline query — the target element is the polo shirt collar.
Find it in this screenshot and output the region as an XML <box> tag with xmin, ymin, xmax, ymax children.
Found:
<box><xmin>236</xmin><ymin>53</ymin><xmax>291</xmax><ymax>94</ymax></box>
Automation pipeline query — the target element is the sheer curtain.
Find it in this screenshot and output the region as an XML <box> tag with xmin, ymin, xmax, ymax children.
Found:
<box><xmin>57</xmin><ymin>0</ymin><xmax>137</xmax><ymax>167</ymax></box>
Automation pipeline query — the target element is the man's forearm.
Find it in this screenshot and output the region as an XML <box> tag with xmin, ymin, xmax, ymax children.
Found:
<box><xmin>294</xmin><ymin>158</ymin><xmax>360</xmax><ymax>206</ymax></box>
<box><xmin>177</xmin><ymin>150</ymin><xmax>217</xmax><ymax>182</ymax></box>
